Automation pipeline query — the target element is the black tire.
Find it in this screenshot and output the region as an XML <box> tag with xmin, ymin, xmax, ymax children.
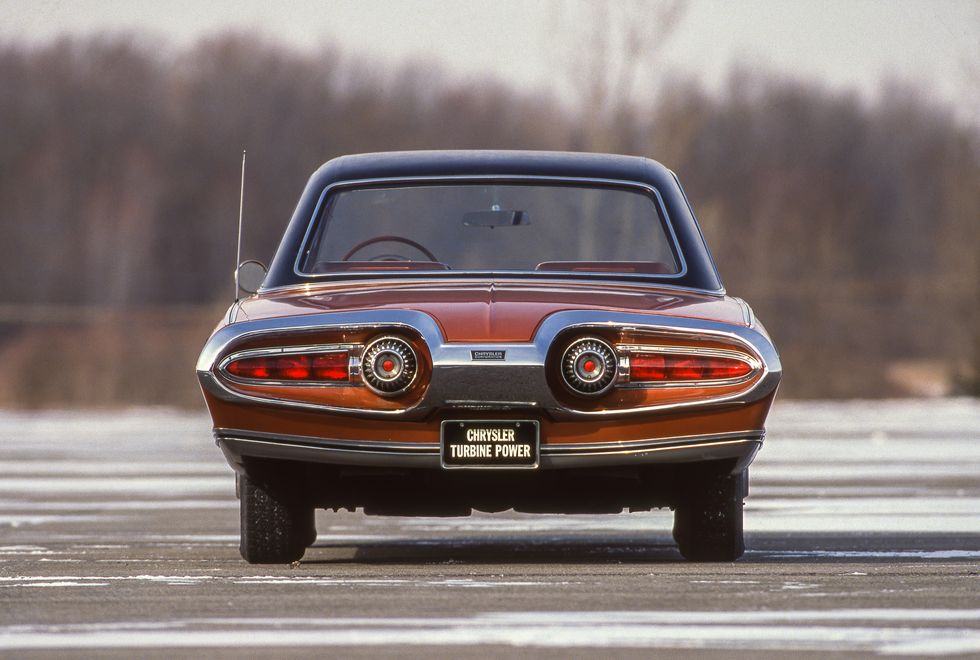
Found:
<box><xmin>239</xmin><ymin>474</ymin><xmax>312</xmax><ymax>564</ymax></box>
<box><xmin>673</xmin><ymin>467</ymin><xmax>746</xmax><ymax>562</ymax></box>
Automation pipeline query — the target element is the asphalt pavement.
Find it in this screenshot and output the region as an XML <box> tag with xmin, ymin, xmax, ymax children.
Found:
<box><xmin>0</xmin><ymin>399</ymin><xmax>978</xmax><ymax>658</ymax></box>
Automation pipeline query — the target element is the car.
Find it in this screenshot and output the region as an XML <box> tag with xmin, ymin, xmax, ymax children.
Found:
<box><xmin>196</xmin><ymin>150</ymin><xmax>781</xmax><ymax>564</ymax></box>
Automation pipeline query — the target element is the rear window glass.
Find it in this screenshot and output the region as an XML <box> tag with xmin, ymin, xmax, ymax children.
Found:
<box><xmin>298</xmin><ymin>182</ymin><xmax>680</xmax><ymax>275</ymax></box>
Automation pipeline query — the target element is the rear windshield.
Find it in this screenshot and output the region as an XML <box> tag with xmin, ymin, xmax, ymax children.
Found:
<box><xmin>298</xmin><ymin>182</ymin><xmax>680</xmax><ymax>275</ymax></box>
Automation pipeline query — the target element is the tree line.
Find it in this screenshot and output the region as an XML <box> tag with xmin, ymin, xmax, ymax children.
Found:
<box><xmin>0</xmin><ymin>33</ymin><xmax>976</xmax><ymax>402</ymax></box>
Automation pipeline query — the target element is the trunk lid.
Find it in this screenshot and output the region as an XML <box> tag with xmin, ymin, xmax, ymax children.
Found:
<box><xmin>238</xmin><ymin>279</ymin><xmax>746</xmax><ymax>342</ymax></box>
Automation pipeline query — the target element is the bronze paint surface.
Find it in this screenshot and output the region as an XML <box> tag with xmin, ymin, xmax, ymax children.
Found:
<box><xmin>203</xmin><ymin>277</ymin><xmax>773</xmax><ymax>446</ymax></box>
<box><xmin>236</xmin><ymin>279</ymin><xmax>747</xmax><ymax>343</ymax></box>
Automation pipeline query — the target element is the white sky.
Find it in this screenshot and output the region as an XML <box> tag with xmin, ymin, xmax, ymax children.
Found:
<box><xmin>2</xmin><ymin>0</ymin><xmax>977</xmax><ymax>119</ymax></box>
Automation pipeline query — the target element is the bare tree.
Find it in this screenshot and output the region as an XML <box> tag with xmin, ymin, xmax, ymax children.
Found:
<box><xmin>0</xmin><ymin>31</ymin><xmax>978</xmax><ymax>405</ymax></box>
<box><xmin>549</xmin><ymin>0</ymin><xmax>687</xmax><ymax>152</ymax></box>
<box><xmin>546</xmin><ymin>0</ymin><xmax>687</xmax><ymax>262</ymax></box>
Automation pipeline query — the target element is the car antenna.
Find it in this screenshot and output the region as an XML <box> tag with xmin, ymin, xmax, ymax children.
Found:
<box><xmin>235</xmin><ymin>149</ymin><xmax>246</xmax><ymax>302</ymax></box>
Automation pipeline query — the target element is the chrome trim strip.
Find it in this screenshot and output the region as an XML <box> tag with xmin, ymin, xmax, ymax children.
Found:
<box><xmin>543</xmin><ymin>430</ymin><xmax>763</xmax><ymax>454</ymax></box>
<box><xmin>214</xmin><ymin>428</ymin><xmax>763</xmax><ymax>470</ymax></box>
<box><xmin>730</xmin><ymin>297</ymin><xmax>754</xmax><ymax>327</ymax></box>
<box><xmin>289</xmin><ymin>175</ymin><xmax>689</xmax><ymax>284</ymax></box>
<box><xmin>218</xmin><ymin>437</ymin><xmax>439</xmax><ymax>469</ymax></box>
<box><xmin>198</xmin><ymin>308</ymin><xmax>780</xmax><ymax>419</ymax></box>
<box><xmin>214</xmin><ymin>428</ymin><xmax>439</xmax><ymax>452</ymax></box>
<box><xmin>218</xmin><ymin>344</ymin><xmax>363</xmax><ymax>388</ymax></box>
<box><xmin>199</xmin><ymin>371</ymin><xmax>414</xmax><ymax>417</ymax></box>
<box><xmin>543</xmin><ymin>439</ymin><xmax>761</xmax><ymax>469</ymax></box>
<box><xmin>259</xmin><ymin>277</ymin><xmax>726</xmax><ymax>298</ymax></box>
<box><xmin>226</xmin><ymin>301</ymin><xmax>246</xmax><ymax>324</ymax></box>
<box><xmin>443</xmin><ymin>400</ymin><xmax>540</xmax><ymax>409</ymax></box>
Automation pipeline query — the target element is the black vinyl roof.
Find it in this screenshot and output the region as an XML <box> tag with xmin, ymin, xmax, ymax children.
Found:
<box><xmin>264</xmin><ymin>150</ymin><xmax>724</xmax><ymax>292</ymax></box>
<box><xmin>317</xmin><ymin>150</ymin><xmax>664</xmax><ymax>184</ymax></box>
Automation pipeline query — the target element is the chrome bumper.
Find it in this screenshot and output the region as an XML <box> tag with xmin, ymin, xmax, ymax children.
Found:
<box><xmin>215</xmin><ymin>428</ymin><xmax>764</xmax><ymax>472</ymax></box>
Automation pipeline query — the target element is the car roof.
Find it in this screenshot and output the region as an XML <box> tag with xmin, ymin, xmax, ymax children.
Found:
<box><xmin>263</xmin><ymin>150</ymin><xmax>725</xmax><ymax>293</ymax></box>
<box><xmin>314</xmin><ymin>150</ymin><xmax>671</xmax><ymax>188</ymax></box>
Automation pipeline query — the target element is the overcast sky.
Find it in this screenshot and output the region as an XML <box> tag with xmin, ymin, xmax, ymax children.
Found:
<box><xmin>2</xmin><ymin>0</ymin><xmax>977</xmax><ymax>120</ymax></box>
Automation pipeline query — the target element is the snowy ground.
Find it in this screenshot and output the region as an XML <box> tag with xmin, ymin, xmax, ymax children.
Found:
<box><xmin>0</xmin><ymin>399</ymin><xmax>977</xmax><ymax>657</ymax></box>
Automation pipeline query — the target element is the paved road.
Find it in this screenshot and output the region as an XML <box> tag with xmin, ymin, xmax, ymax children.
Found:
<box><xmin>0</xmin><ymin>400</ymin><xmax>978</xmax><ymax>658</ymax></box>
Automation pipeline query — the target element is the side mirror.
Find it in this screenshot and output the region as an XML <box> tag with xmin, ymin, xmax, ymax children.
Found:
<box><xmin>236</xmin><ymin>260</ymin><xmax>268</xmax><ymax>296</ymax></box>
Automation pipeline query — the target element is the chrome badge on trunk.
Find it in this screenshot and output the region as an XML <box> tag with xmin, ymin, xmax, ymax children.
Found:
<box><xmin>471</xmin><ymin>350</ymin><xmax>506</xmax><ymax>361</ymax></box>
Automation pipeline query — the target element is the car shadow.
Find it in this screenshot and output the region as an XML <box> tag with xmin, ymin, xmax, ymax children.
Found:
<box><xmin>302</xmin><ymin>532</ymin><xmax>980</xmax><ymax>565</ymax></box>
<box><xmin>308</xmin><ymin>534</ymin><xmax>683</xmax><ymax>564</ymax></box>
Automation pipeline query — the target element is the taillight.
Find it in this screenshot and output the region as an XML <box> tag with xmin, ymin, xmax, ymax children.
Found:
<box><xmin>225</xmin><ymin>351</ymin><xmax>350</xmax><ymax>382</ymax></box>
<box><xmin>629</xmin><ymin>352</ymin><xmax>752</xmax><ymax>383</ymax></box>
<box><xmin>361</xmin><ymin>336</ymin><xmax>418</xmax><ymax>395</ymax></box>
<box><xmin>561</xmin><ymin>337</ymin><xmax>618</xmax><ymax>396</ymax></box>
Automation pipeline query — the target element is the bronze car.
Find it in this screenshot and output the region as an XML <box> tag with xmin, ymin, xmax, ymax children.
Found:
<box><xmin>197</xmin><ymin>151</ymin><xmax>781</xmax><ymax>563</ymax></box>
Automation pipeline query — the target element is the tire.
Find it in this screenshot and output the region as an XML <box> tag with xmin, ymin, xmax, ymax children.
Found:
<box><xmin>239</xmin><ymin>474</ymin><xmax>313</xmax><ymax>564</ymax></box>
<box><xmin>673</xmin><ymin>467</ymin><xmax>746</xmax><ymax>562</ymax></box>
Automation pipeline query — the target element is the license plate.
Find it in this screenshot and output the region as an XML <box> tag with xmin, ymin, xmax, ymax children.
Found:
<box><xmin>441</xmin><ymin>420</ymin><xmax>539</xmax><ymax>469</ymax></box>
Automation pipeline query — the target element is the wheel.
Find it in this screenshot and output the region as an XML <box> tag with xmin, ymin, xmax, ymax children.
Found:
<box><xmin>673</xmin><ymin>467</ymin><xmax>746</xmax><ymax>561</ymax></box>
<box><xmin>239</xmin><ymin>474</ymin><xmax>313</xmax><ymax>564</ymax></box>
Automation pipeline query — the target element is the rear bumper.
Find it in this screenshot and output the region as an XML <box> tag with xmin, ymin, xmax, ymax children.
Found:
<box><xmin>215</xmin><ymin>428</ymin><xmax>763</xmax><ymax>473</ymax></box>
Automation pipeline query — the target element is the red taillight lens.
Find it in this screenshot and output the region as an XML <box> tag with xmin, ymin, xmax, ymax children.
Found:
<box><xmin>277</xmin><ymin>354</ymin><xmax>312</xmax><ymax>380</ymax></box>
<box><xmin>629</xmin><ymin>352</ymin><xmax>752</xmax><ymax>382</ymax></box>
<box><xmin>312</xmin><ymin>352</ymin><xmax>349</xmax><ymax>381</ymax></box>
<box><xmin>225</xmin><ymin>351</ymin><xmax>349</xmax><ymax>382</ymax></box>
<box><xmin>669</xmin><ymin>356</ymin><xmax>705</xmax><ymax>380</ymax></box>
<box><xmin>630</xmin><ymin>353</ymin><xmax>666</xmax><ymax>381</ymax></box>
<box><xmin>703</xmin><ymin>357</ymin><xmax>753</xmax><ymax>380</ymax></box>
<box><xmin>226</xmin><ymin>355</ymin><xmax>274</xmax><ymax>379</ymax></box>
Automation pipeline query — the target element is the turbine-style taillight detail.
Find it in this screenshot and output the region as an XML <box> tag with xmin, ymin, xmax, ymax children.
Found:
<box><xmin>561</xmin><ymin>337</ymin><xmax>617</xmax><ymax>396</ymax></box>
<box><xmin>225</xmin><ymin>351</ymin><xmax>350</xmax><ymax>382</ymax></box>
<box><xmin>629</xmin><ymin>352</ymin><xmax>754</xmax><ymax>383</ymax></box>
<box><xmin>361</xmin><ymin>336</ymin><xmax>418</xmax><ymax>395</ymax></box>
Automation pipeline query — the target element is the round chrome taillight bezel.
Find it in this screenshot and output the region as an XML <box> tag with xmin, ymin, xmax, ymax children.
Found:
<box><xmin>560</xmin><ymin>337</ymin><xmax>618</xmax><ymax>396</ymax></box>
<box><xmin>360</xmin><ymin>336</ymin><xmax>419</xmax><ymax>396</ymax></box>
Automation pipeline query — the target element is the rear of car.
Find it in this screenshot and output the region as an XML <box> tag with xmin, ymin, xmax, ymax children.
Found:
<box><xmin>197</xmin><ymin>151</ymin><xmax>780</xmax><ymax>563</ymax></box>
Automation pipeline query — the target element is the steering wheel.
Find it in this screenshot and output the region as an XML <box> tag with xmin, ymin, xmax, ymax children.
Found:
<box><xmin>341</xmin><ymin>235</ymin><xmax>438</xmax><ymax>262</ymax></box>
